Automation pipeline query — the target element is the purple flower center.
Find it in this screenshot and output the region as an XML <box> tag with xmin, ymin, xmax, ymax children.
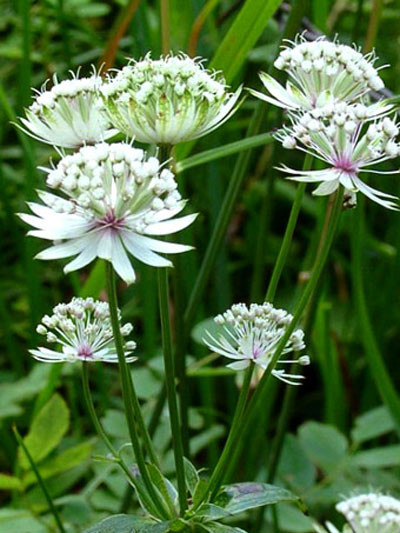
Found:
<box><xmin>252</xmin><ymin>346</ymin><xmax>263</xmax><ymax>360</ymax></box>
<box><xmin>96</xmin><ymin>210</ymin><xmax>125</xmax><ymax>230</ymax></box>
<box><xmin>77</xmin><ymin>343</ymin><xmax>93</xmax><ymax>359</ymax></box>
<box><xmin>333</xmin><ymin>156</ymin><xmax>357</xmax><ymax>174</ymax></box>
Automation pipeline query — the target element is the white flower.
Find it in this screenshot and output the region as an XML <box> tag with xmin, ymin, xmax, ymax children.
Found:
<box><xmin>31</xmin><ymin>297</ymin><xmax>136</xmax><ymax>363</ymax></box>
<box><xmin>276</xmin><ymin>103</ymin><xmax>400</xmax><ymax>209</ymax></box>
<box><xmin>336</xmin><ymin>493</ymin><xmax>400</xmax><ymax>533</ymax></box>
<box><xmin>203</xmin><ymin>302</ymin><xmax>309</xmax><ymax>385</ymax></box>
<box><xmin>19</xmin><ymin>143</ymin><xmax>197</xmax><ymax>284</ymax></box>
<box><xmin>19</xmin><ymin>71</ymin><xmax>116</xmax><ymax>148</ymax></box>
<box><xmin>250</xmin><ymin>35</ymin><xmax>385</xmax><ymax>111</ymax></box>
<box><xmin>102</xmin><ymin>53</ymin><xmax>242</xmax><ymax>144</ymax></box>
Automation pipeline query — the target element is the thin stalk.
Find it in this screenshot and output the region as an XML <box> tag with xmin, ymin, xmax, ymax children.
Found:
<box><xmin>105</xmin><ymin>263</ymin><xmax>169</xmax><ymax>520</ymax></box>
<box><xmin>199</xmin><ymin>364</ymin><xmax>254</xmax><ymax>504</ymax></box>
<box><xmin>364</xmin><ymin>0</ymin><xmax>383</xmax><ymax>53</ymax></box>
<box><xmin>184</xmin><ymin>104</ymin><xmax>266</xmax><ymax>328</ymax></box>
<box><xmin>247</xmin><ymin>189</ymin><xmax>343</xmax><ymax>421</ymax></box>
<box><xmin>158</xmin><ymin>268</ymin><xmax>187</xmax><ymax>513</ymax></box>
<box><xmin>265</xmin><ymin>179</ymin><xmax>309</xmax><ymax>302</ymax></box>
<box><xmin>160</xmin><ymin>0</ymin><xmax>170</xmax><ymax>54</ymax></box>
<box><xmin>351</xmin><ymin>200</ymin><xmax>400</xmax><ymax>436</ymax></box>
<box><xmin>13</xmin><ymin>426</ymin><xmax>66</xmax><ymax>533</ymax></box>
<box><xmin>81</xmin><ymin>361</ymin><xmax>156</xmax><ymax>504</ymax></box>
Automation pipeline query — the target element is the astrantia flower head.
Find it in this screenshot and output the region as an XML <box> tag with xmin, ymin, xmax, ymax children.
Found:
<box><xmin>102</xmin><ymin>53</ymin><xmax>242</xmax><ymax>144</ymax></box>
<box><xmin>20</xmin><ymin>143</ymin><xmax>197</xmax><ymax>284</ymax></box>
<box><xmin>19</xmin><ymin>70</ymin><xmax>115</xmax><ymax>148</ymax></box>
<box><xmin>250</xmin><ymin>35</ymin><xmax>385</xmax><ymax>112</ymax></box>
<box><xmin>336</xmin><ymin>493</ymin><xmax>400</xmax><ymax>533</ymax></box>
<box><xmin>31</xmin><ymin>297</ymin><xmax>136</xmax><ymax>363</ymax></box>
<box><xmin>203</xmin><ymin>302</ymin><xmax>309</xmax><ymax>385</ymax></box>
<box><xmin>277</xmin><ymin>102</ymin><xmax>400</xmax><ymax>209</ymax></box>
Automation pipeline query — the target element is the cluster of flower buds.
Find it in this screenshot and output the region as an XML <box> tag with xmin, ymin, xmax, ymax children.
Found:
<box><xmin>31</xmin><ymin>297</ymin><xmax>136</xmax><ymax>363</ymax></box>
<box><xmin>20</xmin><ymin>73</ymin><xmax>114</xmax><ymax>148</ymax></box>
<box><xmin>20</xmin><ymin>142</ymin><xmax>196</xmax><ymax>284</ymax></box>
<box><xmin>102</xmin><ymin>53</ymin><xmax>242</xmax><ymax>144</ymax></box>
<box><xmin>204</xmin><ymin>302</ymin><xmax>309</xmax><ymax>385</ymax></box>
<box><xmin>251</xmin><ymin>34</ymin><xmax>399</xmax><ymax>210</ymax></box>
<box><xmin>275</xmin><ymin>101</ymin><xmax>400</xmax><ymax>208</ymax></box>
<box><xmin>335</xmin><ymin>493</ymin><xmax>400</xmax><ymax>533</ymax></box>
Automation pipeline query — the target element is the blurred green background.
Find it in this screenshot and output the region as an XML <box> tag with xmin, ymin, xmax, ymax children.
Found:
<box><xmin>1</xmin><ymin>1</ymin><xmax>400</xmax><ymax>532</ymax></box>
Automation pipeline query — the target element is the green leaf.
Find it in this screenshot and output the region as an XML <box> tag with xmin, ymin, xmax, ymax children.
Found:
<box><xmin>193</xmin><ymin>478</ymin><xmax>210</xmax><ymax>507</ymax></box>
<box><xmin>215</xmin><ymin>482</ymin><xmax>298</xmax><ymax>515</ymax></box>
<box><xmin>18</xmin><ymin>393</ymin><xmax>70</xmax><ymax>469</ymax></box>
<box><xmin>183</xmin><ymin>457</ymin><xmax>199</xmax><ymax>496</ymax></box>
<box><xmin>298</xmin><ymin>422</ymin><xmax>348</xmax><ymax>473</ymax></box>
<box><xmin>0</xmin><ymin>509</ymin><xmax>47</xmax><ymax>533</ymax></box>
<box><xmin>354</xmin><ymin>444</ymin><xmax>400</xmax><ymax>468</ymax></box>
<box><xmin>200</xmin><ymin>522</ymin><xmax>248</xmax><ymax>533</ymax></box>
<box><xmin>210</xmin><ymin>0</ymin><xmax>284</xmax><ymax>82</ymax></box>
<box><xmin>84</xmin><ymin>514</ymin><xmax>167</xmax><ymax>533</ymax></box>
<box><xmin>22</xmin><ymin>441</ymin><xmax>94</xmax><ymax>487</ymax></box>
<box><xmin>176</xmin><ymin>133</ymin><xmax>273</xmax><ymax>173</ymax></box>
<box><xmin>0</xmin><ymin>473</ymin><xmax>22</xmax><ymax>490</ymax></box>
<box><xmin>195</xmin><ymin>503</ymin><xmax>231</xmax><ymax>521</ymax></box>
<box><xmin>351</xmin><ymin>406</ymin><xmax>395</xmax><ymax>444</ymax></box>
<box><xmin>147</xmin><ymin>463</ymin><xmax>177</xmax><ymax>516</ymax></box>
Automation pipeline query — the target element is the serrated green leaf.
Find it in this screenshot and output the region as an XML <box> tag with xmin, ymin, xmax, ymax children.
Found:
<box><xmin>0</xmin><ymin>508</ymin><xmax>47</xmax><ymax>532</ymax></box>
<box><xmin>354</xmin><ymin>444</ymin><xmax>400</xmax><ymax>468</ymax></box>
<box><xmin>351</xmin><ymin>406</ymin><xmax>395</xmax><ymax>444</ymax></box>
<box><xmin>22</xmin><ymin>440</ymin><xmax>93</xmax><ymax>487</ymax></box>
<box><xmin>298</xmin><ymin>422</ymin><xmax>348</xmax><ymax>473</ymax></box>
<box><xmin>18</xmin><ymin>393</ymin><xmax>69</xmax><ymax>469</ymax></box>
<box><xmin>215</xmin><ymin>483</ymin><xmax>298</xmax><ymax>515</ymax></box>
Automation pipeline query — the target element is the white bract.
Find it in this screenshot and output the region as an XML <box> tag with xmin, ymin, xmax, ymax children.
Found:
<box><xmin>20</xmin><ymin>143</ymin><xmax>197</xmax><ymax>284</ymax></box>
<box><xmin>203</xmin><ymin>302</ymin><xmax>309</xmax><ymax>385</ymax></box>
<box><xmin>19</xmin><ymin>71</ymin><xmax>115</xmax><ymax>148</ymax></box>
<box><xmin>336</xmin><ymin>493</ymin><xmax>400</xmax><ymax>533</ymax></box>
<box><xmin>276</xmin><ymin>102</ymin><xmax>400</xmax><ymax>209</ymax></box>
<box><xmin>102</xmin><ymin>53</ymin><xmax>242</xmax><ymax>144</ymax></box>
<box><xmin>250</xmin><ymin>35</ymin><xmax>385</xmax><ymax>111</ymax></box>
<box><xmin>31</xmin><ymin>297</ymin><xmax>136</xmax><ymax>363</ymax></box>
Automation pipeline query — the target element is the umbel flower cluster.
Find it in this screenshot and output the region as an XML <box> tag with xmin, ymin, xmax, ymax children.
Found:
<box><xmin>21</xmin><ymin>143</ymin><xmax>195</xmax><ymax>284</ymax></box>
<box><xmin>102</xmin><ymin>54</ymin><xmax>242</xmax><ymax>144</ymax></box>
<box><xmin>19</xmin><ymin>72</ymin><xmax>115</xmax><ymax>148</ymax></box>
<box><xmin>32</xmin><ymin>297</ymin><xmax>136</xmax><ymax>363</ymax></box>
<box><xmin>315</xmin><ymin>492</ymin><xmax>400</xmax><ymax>533</ymax></box>
<box><xmin>252</xmin><ymin>35</ymin><xmax>400</xmax><ymax>209</ymax></box>
<box><xmin>204</xmin><ymin>303</ymin><xmax>309</xmax><ymax>384</ymax></box>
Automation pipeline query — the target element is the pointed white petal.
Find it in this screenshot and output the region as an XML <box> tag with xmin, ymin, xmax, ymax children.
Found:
<box><xmin>121</xmin><ymin>231</ymin><xmax>172</xmax><ymax>267</ymax></box>
<box><xmin>111</xmin><ymin>236</ymin><xmax>136</xmax><ymax>284</ymax></box>
<box><xmin>145</xmin><ymin>213</ymin><xmax>197</xmax><ymax>235</ymax></box>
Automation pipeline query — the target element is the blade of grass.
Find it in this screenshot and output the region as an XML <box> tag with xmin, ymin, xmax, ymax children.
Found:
<box><xmin>13</xmin><ymin>426</ymin><xmax>66</xmax><ymax>533</ymax></box>
<box><xmin>175</xmin><ymin>132</ymin><xmax>274</xmax><ymax>173</ymax></box>
<box><xmin>209</xmin><ymin>0</ymin><xmax>284</xmax><ymax>82</ymax></box>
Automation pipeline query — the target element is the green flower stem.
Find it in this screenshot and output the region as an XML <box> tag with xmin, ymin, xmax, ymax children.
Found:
<box><xmin>184</xmin><ymin>102</ymin><xmax>267</xmax><ymax>328</ymax></box>
<box><xmin>13</xmin><ymin>426</ymin><xmax>66</xmax><ymax>533</ymax></box>
<box><xmin>265</xmin><ymin>179</ymin><xmax>310</xmax><ymax>302</ymax></box>
<box><xmin>246</xmin><ymin>187</ymin><xmax>344</xmax><ymax>427</ymax></box>
<box><xmin>105</xmin><ymin>263</ymin><xmax>169</xmax><ymax>520</ymax></box>
<box><xmin>199</xmin><ymin>364</ymin><xmax>254</xmax><ymax>505</ymax></box>
<box><xmin>157</xmin><ymin>268</ymin><xmax>187</xmax><ymax>513</ymax></box>
<box><xmin>351</xmin><ymin>200</ymin><xmax>400</xmax><ymax>436</ymax></box>
<box><xmin>81</xmin><ymin>362</ymin><xmax>160</xmax><ymax>514</ymax></box>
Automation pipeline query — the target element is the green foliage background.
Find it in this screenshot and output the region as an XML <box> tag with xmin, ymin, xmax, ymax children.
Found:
<box><xmin>0</xmin><ymin>0</ymin><xmax>400</xmax><ymax>532</ymax></box>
